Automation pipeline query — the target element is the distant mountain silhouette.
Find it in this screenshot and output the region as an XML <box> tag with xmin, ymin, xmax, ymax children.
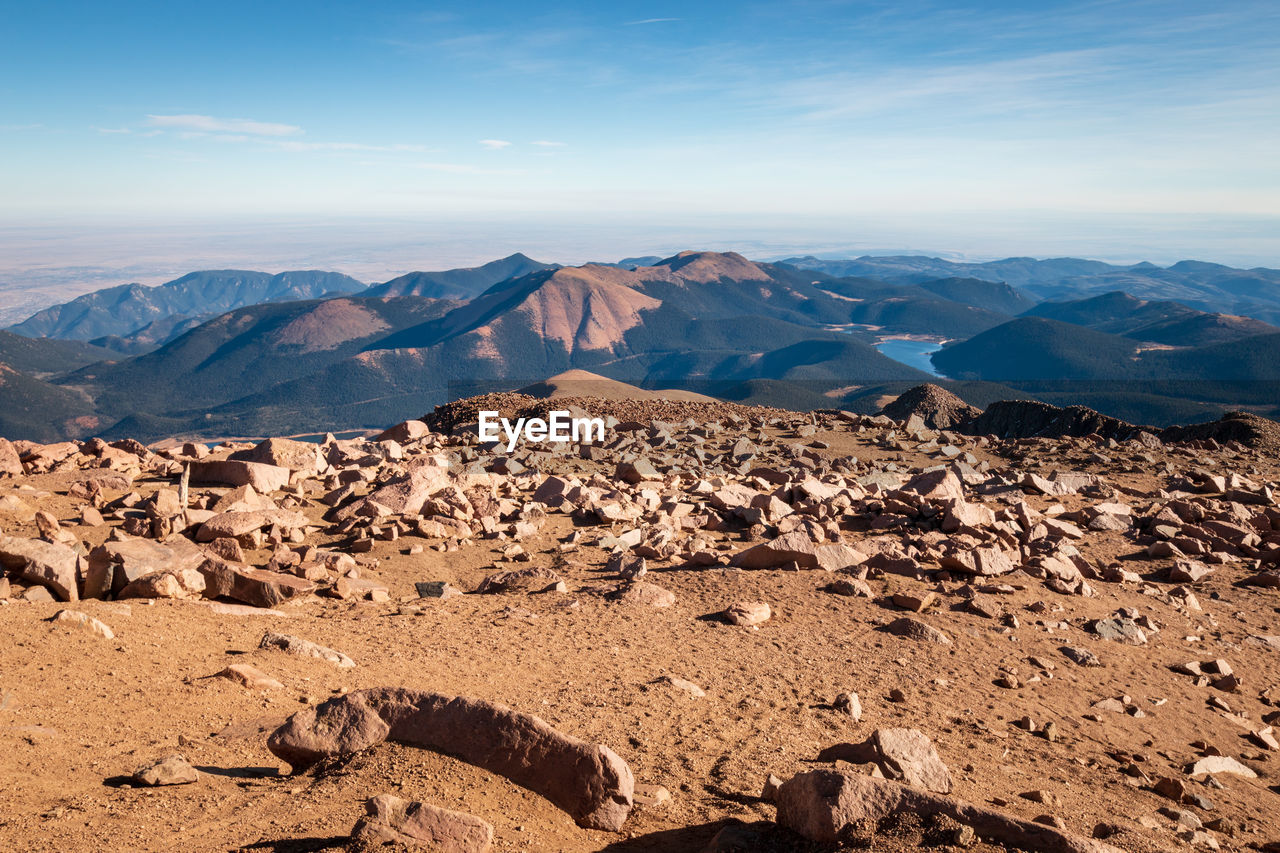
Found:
<box><xmin>781</xmin><ymin>255</ymin><xmax>1280</xmax><ymax>324</ymax></box>
<box><xmin>364</xmin><ymin>253</ymin><xmax>557</xmax><ymax>300</ymax></box>
<box><xmin>1023</xmin><ymin>291</ymin><xmax>1277</xmax><ymax>346</ymax></box>
<box><xmin>9</xmin><ymin>269</ymin><xmax>366</xmax><ymax>344</ymax></box>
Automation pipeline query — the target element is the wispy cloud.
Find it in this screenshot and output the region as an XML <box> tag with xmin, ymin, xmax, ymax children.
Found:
<box><xmin>626</xmin><ymin>18</ymin><xmax>681</xmax><ymax>25</ymax></box>
<box><xmin>146</xmin><ymin>114</ymin><xmax>302</xmax><ymax>137</ymax></box>
<box><xmin>133</xmin><ymin>114</ymin><xmax>435</xmax><ymax>155</ymax></box>
<box><xmin>93</xmin><ymin>127</ymin><xmax>132</xmax><ymax>134</ymax></box>
<box><xmin>531</xmin><ymin>140</ymin><xmax>567</xmax><ymax>147</ymax></box>
<box><xmin>273</xmin><ymin>140</ymin><xmax>433</xmax><ymax>153</ymax></box>
<box><xmin>411</xmin><ymin>162</ymin><xmax>524</xmax><ymax>175</ymax></box>
<box><xmin>478</xmin><ymin>139</ymin><xmax>512</xmax><ymax>149</ymax></box>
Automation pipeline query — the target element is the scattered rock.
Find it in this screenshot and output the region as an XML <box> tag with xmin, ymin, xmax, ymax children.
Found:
<box><xmin>259</xmin><ymin>631</ymin><xmax>355</xmax><ymax>668</ymax></box>
<box><xmin>886</xmin><ymin>617</ymin><xmax>951</xmax><ymax>645</ymax></box>
<box><xmin>133</xmin><ymin>755</ymin><xmax>199</xmax><ymax>786</ymax></box>
<box><xmin>216</xmin><ymin>664</ymin><xmax>283</xmax><ymax>691</ymax></box>
<box><xmin>48</xmin><ymin>609</ymin><xmax>113</xmax><ymax>639</ymax></box>
<box><xmin>721</xmin><ymin>601</ymin><xmax>771</xmax><ymax>626</ymax></box>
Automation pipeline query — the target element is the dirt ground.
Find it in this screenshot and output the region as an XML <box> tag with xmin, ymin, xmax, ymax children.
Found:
<box><xmin>1</xmin><ymin>417</ymin><xmax>1278</xmax><ymax>853</ymax></box>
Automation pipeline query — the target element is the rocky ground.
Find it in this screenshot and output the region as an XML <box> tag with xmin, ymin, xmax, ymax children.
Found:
<box><xmin>0</xmin><ymin>390</ymin><xmax>1278</xmax><ymax>852</ymax></box>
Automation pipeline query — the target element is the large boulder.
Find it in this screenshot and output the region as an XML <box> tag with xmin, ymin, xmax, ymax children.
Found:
<box><xmin>817</xmin><ymin>728</ymin><xmax>952</xmax><ymax>793</ymax></box>
<box><xmin>0</xmin><ymin>535</ymin><xmax>80</xmax><ymax>601</ymax></box>
<box><xmin>199</xmin><ymin>558</ymin><xmax>317</xmax><ymax>608</ymax></box>
<box><xmin>229</xmin><ymin>437</ymin><xmax>326</xmax><ymax>474</ymax></box>
<box><xmin>776</xmin><ymin>768</ymin><xmax>1118</xmax><ymax>852</ymax></box>
<box><xmin>331</xmin><ymin>465</ymin><xmax>453</xmax><ymax>521</ymax></box>
<box><xmin>0</xmin><ymin>437</ymin><xmax>23</xmax><ymax>476</ymax></box>
<box><xmin>351</xmin><ymin>794</ymin><xmax>492</xmax><ymax>851</ymax></box>
<box><xmin>195</xmin><ymin>510</ymin><xmax>310</xmax><ymax>545</ymax></box>
<box><xmin>267</xmin><ymin>687</ymin><xmax>634</xmax><ymax>831</ymax></box>
<box><xmin>189</xmin><ymin>460</ymin><xmax>291</xmax><ymax>493</ymax></box>
<box><xmin>375</xmin><ymin>420</ymin><xmax>432</xmax><ymax>444</ymax></box>
<box><xmin>730</xmin><ymin>531</ymin><xmax>865</xmax><ymax>572</ymax></box>
<box><xmin>85</xmin><ymin>537</ymin><xmax>207</xmax><ymax>598</ymax></box>
<box><xmin>901</xmin><ymin>469</ymin><xmax>965</xmax><ymax>503</ymax></box>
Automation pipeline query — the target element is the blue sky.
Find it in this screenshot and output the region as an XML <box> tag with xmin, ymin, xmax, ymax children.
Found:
<box><xmin>2</xmin><ymin>0</ymin><xmax>1278</xmax><ymax>262</ymax></box>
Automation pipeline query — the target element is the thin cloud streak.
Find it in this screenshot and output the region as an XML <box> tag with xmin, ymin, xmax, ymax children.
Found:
<box><xmin>478</xmin><ymin>139</ymin><xmax>512</xmax><ymax>149</ymax></box>
<box><xmin>145</xmin><ymin>114</ymin><xmax>303</xmax><ymax>136</ymax></box>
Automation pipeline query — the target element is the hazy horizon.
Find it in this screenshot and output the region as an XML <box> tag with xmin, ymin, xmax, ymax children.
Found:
<box><xmin>3</xmin><ymin>210</ymin><xmax>1278</xmax><ymax>326</ymax></box>
<box><xmin>5</xmin><ymin>1</ymin><xmax>1277</xmax><ymax>234</ymax></box>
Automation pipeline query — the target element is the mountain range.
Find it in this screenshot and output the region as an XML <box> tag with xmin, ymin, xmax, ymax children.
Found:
<box><xmin>10</xmin><ymin>269</ymin><xmax>366</xmax><ymax>346</ymax></box>
<box><xmin>782</xmin><ymin>255</ymin><xmax>1280</xmax><ymax>324</ymax></box>
<box><xmin>1</xmin><ymin>249</ymin><xmax>1278</xmax><ymax>442</ymax></box>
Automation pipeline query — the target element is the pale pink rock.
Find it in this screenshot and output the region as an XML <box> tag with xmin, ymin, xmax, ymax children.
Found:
<box><xmin>722</xmin><ymin>601</ymin><xmax>771</xmax><ymax>626</ymax></box>
<box><xmin>938</xmin><ymin>546</ymin><xmax>1016</xmax><ymax>577</ymax></box>
<box><xmin>118</xmin><ymin>568</ymin><xmax>207</xmax><ymax>600</ymax></box>
<box><xmin>730</xmin><ymin>531</ymin><xmax>864</xmax><ymax>572</ymax></box>
<box><xmin>0</xmin><ymin>437</ymin><xmax>23</xmax><ymax>476</ymax></box>
<box><xmin>190</xmin><ymin>460</ymin><xmax>291</xmax><ymax>493</ymax></box>
<box><xmin>259</xmin><ymin>630</ymin><xmax>355</xmax><ymax>667</ymax></box>
<box><xmin>49</xmin><ymin>609</ymin><xmax>113</xmax><ymax>639</ymax></box>
<box><xmin>217</xmin><ymin>663</ymin><xmax>283</xmax><ymax>690</ymax></box>
<box><xmin>818</xmin><ymin>728</ymin><xmax>953</xmax><ymax>793</ymax></box>
<box><xmin>332</xmin><ymin>466</ymin><xmax>452</xmax><ymax>521</ymax></box>
<box><xmin>85</xmin><ymin>537</ymin><xmax>207</xmax><ymax>598</ymax></box>
<box><xmin>607</xmin><ymin>581</ymin><xmax>675</xmax><ymax>608</ymax></box>
<box><xmin>229</xmin><ymin>437</ymin><xmax>325</xmax><ymax>474</ymax></box>
<box><xmin>374</xmin><ymin>420</ymin><xmax>431</xmax><ymax>443</ymax></box>
<box><xmin>196</xmin><ymin>509</ymin><xmax>309</xmax><ymax>545</ymax></box>
<box><xmin>0</xmin><ymin>535</ymin><xmax>80</xmax><ymax>601</ymax></box>
<box><xmin>902</xmin><ymin>469</ymin><xmax>965</xmax><ymax>502</ymax></box>
<box><xmin>199</xmin><ymin>558</ymin><xmax>317</xmax><ymax>608</ymax></box>
<box><xmin>133</xmin><ymin>755</ymin><xmax>198</xmax><ymax>786</ymax></box>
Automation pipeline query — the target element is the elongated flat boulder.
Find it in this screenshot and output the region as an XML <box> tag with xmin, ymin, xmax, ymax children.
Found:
<box><xmin>777</xmin><ymin>768</ymin><xmax>1118</xmax><ymax>852</ymax></box>
<box><xmin>352</xmin><ymin>794</ymin><xmax>493</xmax><ymax>851</ymax></box>
<box><xmin>195</xmin><ymin>510</ymin><xmax>309</xmax><ymax>545</ymax></box>
<box><xmin>267</xmin><ymin>687</ymin><xmax>634</xmax><ymax>831</ymax></box>
<box><xmin>229</xmin><ymin>438</ymin><xmax>325</xmax><ymax>473</ymax></box>
<box><xmin>730</xmin><ymin>531</ymin><xmax>864</xmax><ymax>572</ymax></box>
<box><xmin>189</xmin><ymin>460</ymin><xmax>291</xmax><ymax>493</ymax></box>
<box><xmin>198</xmin><ymin>557</ymin><xmax>316</xmax><ymax>608</ymax></box>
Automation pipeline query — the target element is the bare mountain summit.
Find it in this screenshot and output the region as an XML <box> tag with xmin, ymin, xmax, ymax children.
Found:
<box><xmin>881</xmin><ymin>383</ymin><xmax>981</xmax><ymax>430</ymax></box>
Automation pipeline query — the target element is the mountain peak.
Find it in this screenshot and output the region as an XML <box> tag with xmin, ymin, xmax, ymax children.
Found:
<box><xmin>651</xmin><ymin>250</ymin><xmax>771</xmax><ymax>283</ymax></box>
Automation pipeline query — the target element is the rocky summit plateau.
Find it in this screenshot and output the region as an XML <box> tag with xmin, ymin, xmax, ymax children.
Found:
<box><xmin>0</xmin><ymin>381</ymin><xmax>1278</xmax><ymax>853</ymax></box>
